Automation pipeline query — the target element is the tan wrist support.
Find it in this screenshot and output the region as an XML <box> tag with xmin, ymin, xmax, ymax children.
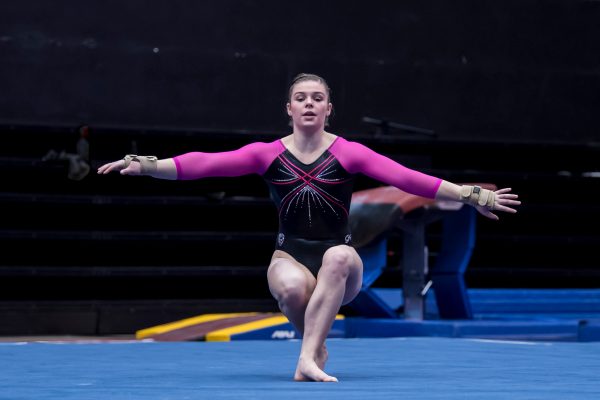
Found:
<box><xmin>459</xmin><ymin>185</ymin><xmax>495</xmax><ymax>209</ymax></box>
<box><xmin>123</xmin><ymin>154</ymin><xmax>158</xmax><ymax>175</ymax></box>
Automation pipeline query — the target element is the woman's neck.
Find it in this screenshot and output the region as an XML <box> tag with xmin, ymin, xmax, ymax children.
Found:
<box><xmin>282</xmin><ymin>130</ymin><xmax>336</xmax><ymax>164</ymax></box>
<box><xmin>292</xmin><ymin>130</ymin><xmax>324</xmax><ymax>151</ymax></box>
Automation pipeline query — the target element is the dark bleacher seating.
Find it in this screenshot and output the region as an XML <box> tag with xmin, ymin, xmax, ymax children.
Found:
<box><xmin>1</xmin><ymin>124</ymin><xmax>599</xmax><ymax>334</ymax></box>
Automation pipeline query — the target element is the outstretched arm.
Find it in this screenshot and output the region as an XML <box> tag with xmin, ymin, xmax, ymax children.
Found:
<box><xmin>331</xmin><ymin>138</ymin><xmax>442</xmax><ymax>198</ymax></box>
<box><xmin>97</xmin><ymin>141</ymin><xmax>283</xmax><ymax>180</ymax></box>
<box><xmin>435</xmin><ymin>180</ymin><xmax>520</xmax><ymax>220</ymax></box>
<box><xmin>97</xmin><ymin>156</ymin><xmax>177</xmax><ymax>179</ymax></box>
<box><xmin>330</xmin><ymin>138</ymin><xmax>520</xmax><ymax>220</ymax></box>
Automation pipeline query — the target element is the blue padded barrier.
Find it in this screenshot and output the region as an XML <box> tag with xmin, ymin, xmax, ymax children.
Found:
<box><xmin>352</xmin><ymin>205</ymin><xmax>477</xmax><ymax>320</ymax></box>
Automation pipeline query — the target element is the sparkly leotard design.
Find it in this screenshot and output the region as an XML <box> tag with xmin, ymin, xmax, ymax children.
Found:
<box><xmin>262</xmin><ymin>141</ymin><xmax>355</xmax><ymax>275</ymax></box>
<box><xmin>173</xmin><ymin>136</ymin><xmax>442</xmax><ymax>276</ymax></box>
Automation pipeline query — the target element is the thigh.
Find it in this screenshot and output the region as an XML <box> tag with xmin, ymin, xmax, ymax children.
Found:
<box><xmin>319</xmin><ymin>245</ymin><xmax>364</xmax><ymax>305</ymax></box>
<box><xmin>267</xmin><ymin>250</ymin><xmax>317</xmax><ymax>300</ymax></box>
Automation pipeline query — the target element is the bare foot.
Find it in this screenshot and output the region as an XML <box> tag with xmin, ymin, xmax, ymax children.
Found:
<box><xmin>293</xmin><ymin>357</ymin><xmax>338</xmax><ymax>382</ymax></box>
<box><xmin>295</xmin><ymin>346</ymin><xmax>328</xmax><ymax>381</ymax></box>
<box><xmin>316</xmin><ymin>344</ymin><xmax>328</xmax><ymax>370</ymax></box>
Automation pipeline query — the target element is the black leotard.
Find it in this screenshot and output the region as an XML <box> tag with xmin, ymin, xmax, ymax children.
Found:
<box><xmin>173</xmin><ymin>136</ymin><xmax>442</xmax><ymax>276</ymax></box>
<box><xmin>262</xmin><ymin>143</ymin><xmax>354</xmax><ymax>275</ymax></box>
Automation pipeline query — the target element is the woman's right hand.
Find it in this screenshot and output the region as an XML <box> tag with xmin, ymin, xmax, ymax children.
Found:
<box><xmin>97</xmin><ymin>158</ymin><xmax>143</xmax><ymax>175</ymax></box>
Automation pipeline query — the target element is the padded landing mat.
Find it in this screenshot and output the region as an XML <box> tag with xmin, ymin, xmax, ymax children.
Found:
<box><xmin>1</xmin><ymin>338</ymin><xmax>599</xmax><ymax>399</ymax></box>
<box><xmin>137</xmin><ymin>312</ymin><xmax>345</xmax><ymax>342</ymax></box>
<box><xmin>136</xmin><ymin>312</ymin><xmax>265</xmax><ymax>341</ymax></box>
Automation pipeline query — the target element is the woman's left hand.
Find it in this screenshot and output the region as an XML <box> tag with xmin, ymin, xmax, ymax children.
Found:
<box><xmin>476</xmin><ymin>188</ymin><xmax>521</xmax><ymax>220</ymax></box>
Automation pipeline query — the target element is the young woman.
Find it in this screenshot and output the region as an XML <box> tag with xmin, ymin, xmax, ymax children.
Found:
<box><xmin>98</xmin><ymin>73</ymin><xmax>520</xmax><ymax>382</ymax></box>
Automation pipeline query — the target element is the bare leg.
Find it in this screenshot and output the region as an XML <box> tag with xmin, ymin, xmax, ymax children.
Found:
<box><xmin>267</xmin><ymin>254</ymin><xmax>328</xmax><ymax>369</ymax></box>
<box><xmin>295</xmin><ymin>245</ymin><xmax>363</xmax><ymax>382</ymax></box>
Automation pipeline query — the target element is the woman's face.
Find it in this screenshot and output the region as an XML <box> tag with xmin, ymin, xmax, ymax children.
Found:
<box><xmin>287</xmin><ymin>80</ymin><xmax>332</xmax><ymax>132</ymax></box>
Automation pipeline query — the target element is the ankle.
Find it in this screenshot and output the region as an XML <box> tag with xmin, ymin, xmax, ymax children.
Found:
<box><xmin>299</xmin><ymin>353</ymin><xmax>317</xmax><ymax>363</ymax></box>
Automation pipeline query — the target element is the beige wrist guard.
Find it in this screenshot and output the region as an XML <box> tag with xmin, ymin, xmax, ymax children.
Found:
<box><xmin>123</xmin><ymin>154</ymin><xmax>158</xmax><ymax>175</ymax></box>
<box><xmin>459</xmin><ymin>185</ymin><xmax>495</xmax><ymax>209</ymax></box>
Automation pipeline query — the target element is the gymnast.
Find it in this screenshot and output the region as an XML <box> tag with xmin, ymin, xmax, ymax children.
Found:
<box><xmin>98</xmin><ymin>73</ymin><xmax>520</xmax><ymax>382</ymax></box>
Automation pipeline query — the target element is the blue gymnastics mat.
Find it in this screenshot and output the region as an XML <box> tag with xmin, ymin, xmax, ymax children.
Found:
<box><xmin>132</xmin><ymin>289</ymin><xmax>600</xmax><ymax>343</ymax></box>
<box><xmin>1</xmin><ymin>337</ymin><xmax>599</xmax><ymax>400</ymax></box>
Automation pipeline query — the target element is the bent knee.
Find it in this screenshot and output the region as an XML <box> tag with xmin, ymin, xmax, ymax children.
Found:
<box><xmin>275</xmin><ymin>280</ymin><xmax>311</xmax><ymax>307</ymax></box>
<box><xmin>268</xmin><ymin>265</ymin><xmax>312</xmax><ymax>305</ymax></box>
<box><xmin>321</xmin><ymin>247</ymin><xmax>355</xmax><ymax>279</ymax></box>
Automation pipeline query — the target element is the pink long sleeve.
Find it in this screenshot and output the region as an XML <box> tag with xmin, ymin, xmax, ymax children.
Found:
<box><xmin>329</xmin><ymin>137</ymin><xmax>442</xmax><ymax>199</ymax></box>
<box><xmin>173</xmin><ymin>141</ymin><xmax>284</xmax><ymax>180</ymax></box>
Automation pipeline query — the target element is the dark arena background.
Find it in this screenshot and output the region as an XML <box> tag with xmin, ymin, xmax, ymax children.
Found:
<box><xmin>1</xmin><ymin>1</ymin><xmax>600</xmax><ymax>398</ymax></box>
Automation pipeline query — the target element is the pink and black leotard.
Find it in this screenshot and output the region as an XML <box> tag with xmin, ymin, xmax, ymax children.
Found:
<box><xmin>173</xmin><ymin>136</ymin><xmax>442</xmax><ymax>276</ymax></box>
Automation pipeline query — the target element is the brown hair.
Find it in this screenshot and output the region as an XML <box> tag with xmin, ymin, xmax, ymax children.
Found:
<box><xmin>288</xmin><ymin>73</ymin><xmax>331</xmax><ymax>102</ymax></box>
<box><xmin>287</xmin><ymin>73</ymin><xmax>333</xmax><ymax>126</ymax></box>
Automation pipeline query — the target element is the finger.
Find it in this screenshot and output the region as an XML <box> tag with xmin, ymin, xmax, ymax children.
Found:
<box><xmin>499</xmin><ymin>199</ymin><xmax>521</xmax><ymax>206</ymax></box>
<box><xmin>497</xmin><ymin>198</ymin><xmax>521</xmax><ymax>205</ymax></box>
<box><xmin>494</xmin><ymin>204</ymin><xmax>517</xmax><ymax>213</ymax></box>
<box><xmin>476</xmin><ymin>206</ymin><xmax>499</xmax><ymax>220</ymax></box>
<box><xmin>120</xmin><ymin>166</ymin><xmax>136</xmax><ymax>175</ymax></box>
<box><xmin>97</xmin><ymin>163</ymin><xmax>115</xmax><ymax>174</ymax></box>
<box><xmin>103</xmin><ymin>163</ymin><xmax>121</xmax><ymax>174</ymax></box>
<box><xmin>102</xmin><ymin>160</ymin><xmax>127</xmax><ymax>174</ymax></box>
<box><xmin>498</xmin><ymin>194</ymin><xmax>519</xmax><ymax>199</ymax></box>
<box><xmin>495</xmin><ymin>188</ymin><xmax>512</xmax><ymax>194</ymax></box>
<box><xmin>482</xmin><ymin>210</ymin><xmax>499</xmax><ymax>220</ymax></box>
